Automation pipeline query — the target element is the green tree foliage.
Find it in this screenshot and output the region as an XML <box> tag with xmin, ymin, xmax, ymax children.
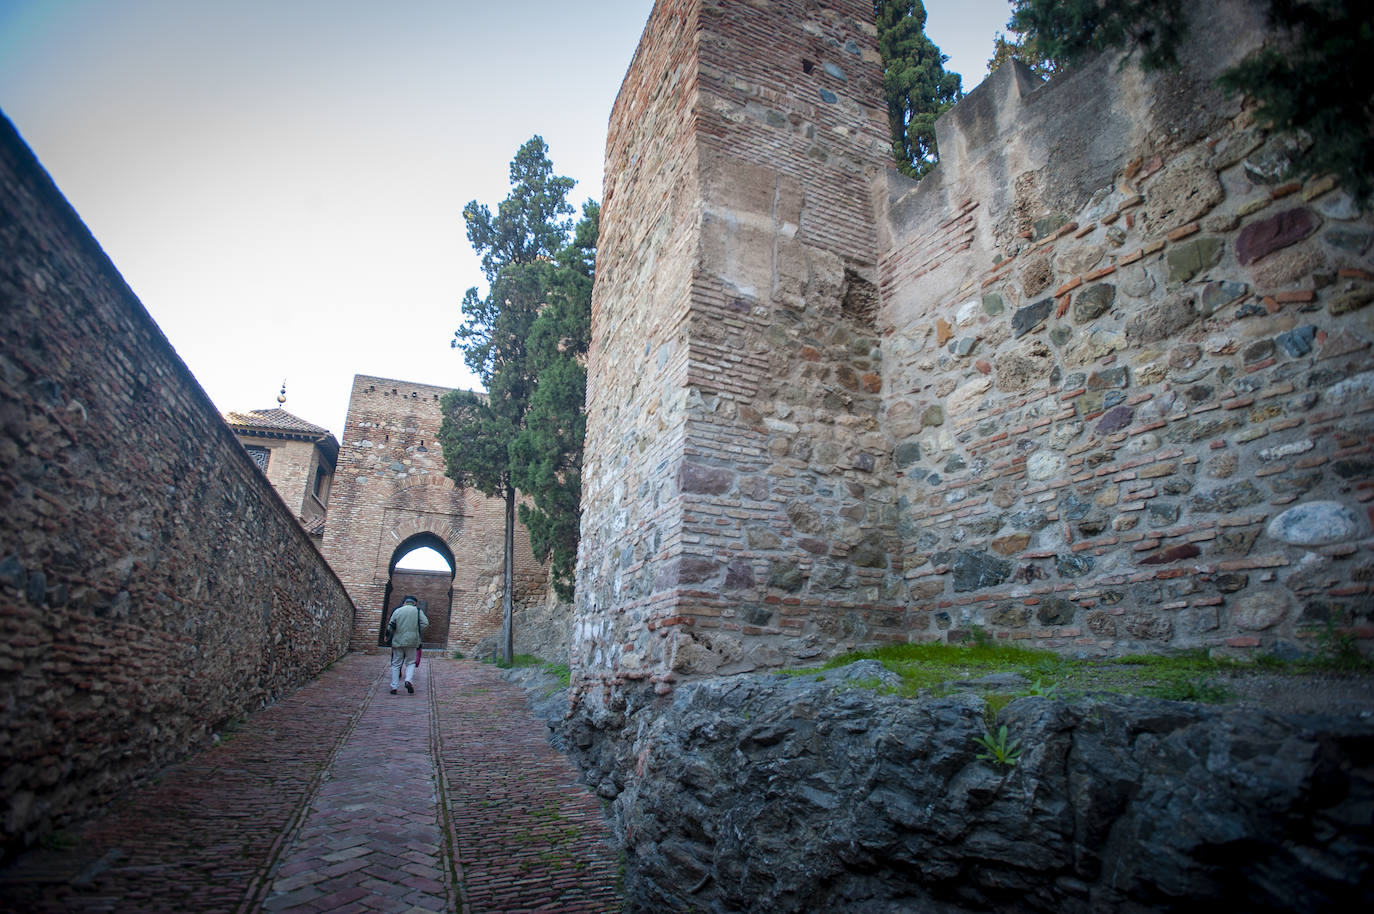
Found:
<box><xmin>875</xmin><ymin>0</ymin><xmax>963</xmax><ymax>179</ymax></box>
<box><xmin>440</xmin><ymin>138</ymin><xmax>595</xmax><ymax>658</ymax></box>
<box><xmin>1007</xmin><ymin>0</ymin><xmax>1187</xmax><ymax>72</ymax></box>
<box><xmin>461</xmin><ymin>136</ymin><xmax>576</xmax><ymax>282</ymax></box>
<box><xmin>1001</xmin><ymin>0</ymin><xmax>1374</xmax><ymax>199</ymax></box>
<box><xmin>1216</xmin><ymin>0</ymin><xmax>1374</xmax><ymax>201</ymax></box>
<box><xmin>986</xmin><ymin>27</ymin><xmax>1063</xmax><ymax>81</ymax></box>
<box><xmin>509</xmin><ymin>201</ymin><xmax>598</xmax><ymax>602</ymax></box>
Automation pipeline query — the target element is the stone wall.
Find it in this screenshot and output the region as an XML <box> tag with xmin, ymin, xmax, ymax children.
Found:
<box><xmin>563</xmin><ymin>667</ymin><xmax>1374</xmax><ymax>912</ymax></box>
<box><xmin>877</xmin><ymin>1</ymin><xmax>1374</xmax><ymax>658</ymax></box>
<box><xmin>576</xmin><ymin>0</ymin><xmax>1373</xmax><ymax>699</ymax></box>
<box><xmin>322</xmin><ymin>374</ymin><xmax>548</xmax><ymax>652</ymax></box>
<box><xmin>576</xmin><ymin>0</ymin><xmax>898</xmax><ymax>701</ymax></box>
<box><xmin>0</xmin><ymin>114</ymin><xmax>355</xmax><ymax>857</ymax></box>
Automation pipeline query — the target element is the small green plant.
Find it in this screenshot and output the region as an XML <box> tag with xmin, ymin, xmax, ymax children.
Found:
<box><xmin>451</xmin><ymin>650</ymin><xmax>465</xmax><ymax>660</ymax></box>
<box><xmin>973</xmin><ymin>724</ymin><xmax>1022</xmax><ymax>768</ymax></box>
<box><xmin>1025</xmin><ymin>678</ymin><xmax>1059</xmax><ymax>698</ymax></box>
<box><xmin>1312</xmin><ymin>621</ymin><xmax>1370</xmax><ymax>672</ymax></box>
<box><xmin>983</xmin><ymin>693</ymin><xmax>1015</xmax><ymax>722</ymax></box>
<box><xmin>961</xmin><ymin>625</ymin><xmax>993</xmax><ymax>648</ymax></box>
<box><xmin>40</xmin><ymin>830</ymin><xmax>75</xmax><ymax>851</ymax></box>
<box><xmin>541</xmin><ymin>662</ymin><xmax>571</xmax><ymax>686</ymax></box>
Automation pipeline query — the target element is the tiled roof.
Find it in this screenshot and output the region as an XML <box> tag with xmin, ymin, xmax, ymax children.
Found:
<box><xmin>302</xmin><ymin>515</ymin><xmax>326</xmax><ymax>537</ymax></box>
<box><xmin>225</xmin><ymin>408</ymin><xmax>331</xmax><ymax>438</ymax></box>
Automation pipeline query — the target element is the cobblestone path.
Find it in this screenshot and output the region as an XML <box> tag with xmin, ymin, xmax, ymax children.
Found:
<box><xmin>0</xmin><ymin>654</ymin><xmax>623</xmax><ymax>913</ymax></box>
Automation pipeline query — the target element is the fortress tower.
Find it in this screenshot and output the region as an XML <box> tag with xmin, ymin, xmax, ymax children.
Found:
<box><xmin>575</xmin><ymin>0</ymin><xmax>896</xmax><ymax>694</ymax></box>
<box><xmin>323</xmin><ymin>375</ymin><xmax>546</xmax><ymax>652</ymax></box>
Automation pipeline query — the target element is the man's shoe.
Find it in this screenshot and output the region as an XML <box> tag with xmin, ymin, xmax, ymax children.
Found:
<box><xmin>405</xmin><ymin>681</ymin><xmax>414</xmax><ymax>693</ymax></box>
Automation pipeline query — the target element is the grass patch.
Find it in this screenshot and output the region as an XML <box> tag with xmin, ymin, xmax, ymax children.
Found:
<box><xmin>817</xmin><ymin>640</ymin><xmax>1059</xmax><ymax>698</ymax></box>
<box><xmin>789</xmin><ymin>640</ymin><xmax>1320</xmax><ymax>706</ymax></box>
<box><xmin>489</xmin><ymin>653</ymin><xmax>573</xmax><ymax>688</ymax></box>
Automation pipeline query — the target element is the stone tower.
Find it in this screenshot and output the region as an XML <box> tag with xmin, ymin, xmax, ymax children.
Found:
<box><xmin>322</xmin><ymin>374</ymin><xmax>546</xmax><ymax>652</ymax></box>
<box><xmin>574</xmin><ymin>0</ymin><xmax>896</xmax><ymax>695</ymax></box>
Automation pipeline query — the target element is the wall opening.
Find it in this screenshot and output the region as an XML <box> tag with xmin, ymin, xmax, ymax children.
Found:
<box><xmin>379</xmin><ymin>534</ymin><xmax>455</xmax><ymax>648</ymax></box>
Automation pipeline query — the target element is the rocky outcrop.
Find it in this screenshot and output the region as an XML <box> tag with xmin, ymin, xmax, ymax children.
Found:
<box><xmin>563</xmin><ymin>666</ymin><xmax>1374</xmax><ymax>912</ymax></box>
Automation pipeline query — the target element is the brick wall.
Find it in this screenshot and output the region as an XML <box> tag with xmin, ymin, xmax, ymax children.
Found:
<box><xmin>322</xmin><ymin>375</ymin><xmax>548</xmax><ymax>653</ymax></box>
<box><xmin>0</xmin><ymin>114</ymin><xmax>355</xmax><ymax>857</ymax></box>
<box><xmin>575</xmin><ymin>0</ymin><xmax>896</xmax><ymax>699</ymax></box>
<box><xmin>576</xmin><ymin>0</ymin><xmax>1372</xmax><ymax>700</ymax></box>
<box><xmin>387</xmin><ymin>570</ymin><xmax>454</xmax><ymax>646</ymax></box>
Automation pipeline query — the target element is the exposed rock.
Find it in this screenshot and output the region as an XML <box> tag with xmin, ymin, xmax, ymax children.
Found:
<box><xmin>564</xmin><ymin>672</ymin><xmax>1374</xmax><ymax>914</ymax></box>
<box><xmin>995</xmin><ymin>339</ymin><xmax>1055</xmax><ymax>393</ymax></box>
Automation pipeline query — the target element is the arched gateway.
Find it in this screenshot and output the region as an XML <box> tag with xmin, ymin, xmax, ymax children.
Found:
<box><xmin>322</xmin><ymin>374</ymin><xmax>546</xmax><ymax>653</ymax></box>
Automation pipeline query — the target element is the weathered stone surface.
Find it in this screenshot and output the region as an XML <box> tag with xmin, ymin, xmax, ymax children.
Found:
<box><xmin>1192</xmin><ymin>480</ymin><xmax>1263</xmax><ymax>513</ymax></box>
<box><xmin>1096</xmin><ymin>404</ymin><xmax>1135</xmax><ymax>434</ymax></box>
<box><xmin>1036</xmin><ymin>598</ymin><xmax>1077</xmax><ymax>625</ymax></box>
<box><xmin>1328</xmin><ymin>287</ymin><xmax>1374</xmax><ymax>316</ymax></box>
<box><xmin>1026</xmin><ymin>451</ymin><xmax>1065</xmax><ymax>480</ymax></box>
<box><xmin>942</xmin><ymin>550</ymin><xmax>1012</xmax><ymax>592</ymax></box>
<box><xmin>565</xmin><ymin>672</ymin><xmax>1374</xmax><ymax>914</ymax></box>
<box><xmin>995</xmin><ymin>339</ymin><xmax>1055</xmax><ymax>392</ymax></box>
<box><xmin>767</xmin><ymin>561</ymin><xmax>805</xmax><ymax>592</ymax></box>
<box><xmin>1166</xmin><ymin>236</ymin><xmax>1223</xmax><ymax>283</ymax></box>
<box><xmin>894</xmin><ymin>440</ymin><xmax>922</xmax><ymax>467</ymax></box>
<box><xmin>1200</xmin><ymin>279</ymin><xmax>1248</xmax><ymax>313</ymax></box>
<box><xmin>990</xmin><ymin>532</ymin><xmax>1031</xmax><ymax>556</ymax></box>
<box><xmin>724</xmin><ymin>560</ymin><xmax>755</xmax><ymax>590</ymax></box>
<box><xmin>1073</xmin><ymin>282</ymin><xmax>1116</xmax><ymax>323</ymax></box>
<box><xmin>1267</xmin><ymin>501</ymin><xmax>1362</xmax><ymax>547</ymax></box>
<box><xmin>1236</xmin><ymin>207</ymin><xmax>1320</xmax><ymax>265</ymax></box>
<box><xmin>1146</xmin><ymin>149</ymin><xmax>1224</xmax><ymax>234</ymax></box>
<box><xmin>1234</xmin><ymin>591</ymin><xmax>1290</xmax><ymax>631</ymax></box>
<box><xmin>1125</xmin><ymin>292</ymin><xmax>1199</xmax><ymax>343</ymax></box>
<box><xmin>786</xmin><ymin>500</ymin><xmax>824</xmax><ymax>534</ymax></box>
<box><xmin>1140</xmin><ymin>543</ymin><xmax>1201</xmax><ymax>565</ymax></box>
<box><xmin>680</xmin><ymin>462</ymin><xmax>735</xmax><ymax>495</ymax></box>
<box><xmin>1012</xmin><ymin>297</ymin><xmax>1054</xmax><ymax>337</ymax></box>
<box><xmin>1117</xmin><ymin>263</ymin><xmax>1156</xmax><ymax>298</ymax></box>
<box><xmin>982</xmin><ymin>291</ymin><xmax>1005</xmax><ymax>315</ymax></box>
<box><xmin>1020</xmin><ymin>253</ymin><xmax>1054</xmax><ymax>297</ymax></box>
<box><xmin>1275</xmin><ymin>325</ymin><xmax>1317</xmax><ymax>357</ymax></box>
<box><xmin>1058</xmin><ymin>244</ymin><xmax>1105</xmax><ymax>275</ymax></box>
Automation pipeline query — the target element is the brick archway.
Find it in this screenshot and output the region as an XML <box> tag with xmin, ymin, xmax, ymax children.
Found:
<box><xmin>379</xmin><ymin>532</ymin><xmax>456</xmax><ymax>648</ymax></box>
<box><xmin>322</xmin><ymin>374</ymin><xmax>547</xmax><ymax>652</ymax></box>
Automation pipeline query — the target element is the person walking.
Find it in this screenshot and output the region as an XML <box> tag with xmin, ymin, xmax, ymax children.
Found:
<box><xmin>387</xmin><ymin>595</ymin><xmax>428</xmax><ymax>695</ymax></box>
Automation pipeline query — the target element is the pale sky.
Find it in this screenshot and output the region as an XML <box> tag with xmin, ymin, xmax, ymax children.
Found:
<box><xmin>0</xmin><ymin>0</ymin><xmax>1010</xmax><ymax>444</ymax></box>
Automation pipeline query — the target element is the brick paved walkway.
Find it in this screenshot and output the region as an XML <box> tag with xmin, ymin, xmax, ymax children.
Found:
<box><xmin>0</xmin><ymin>654</ymin><xmax>622</xmax><ymax>913</ymax></box>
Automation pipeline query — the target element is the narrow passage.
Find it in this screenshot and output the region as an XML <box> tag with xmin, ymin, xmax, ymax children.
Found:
<box><xmin>0</xmin><ymin>653</ymin><xmax>622</xmax><ymax>914</ymax></box>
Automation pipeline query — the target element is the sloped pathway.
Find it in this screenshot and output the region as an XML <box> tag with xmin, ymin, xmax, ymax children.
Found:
<box><xmin>0</xmin><ymin>653</ymin><xmax>622</xmax><ymax>913</ymax></box>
